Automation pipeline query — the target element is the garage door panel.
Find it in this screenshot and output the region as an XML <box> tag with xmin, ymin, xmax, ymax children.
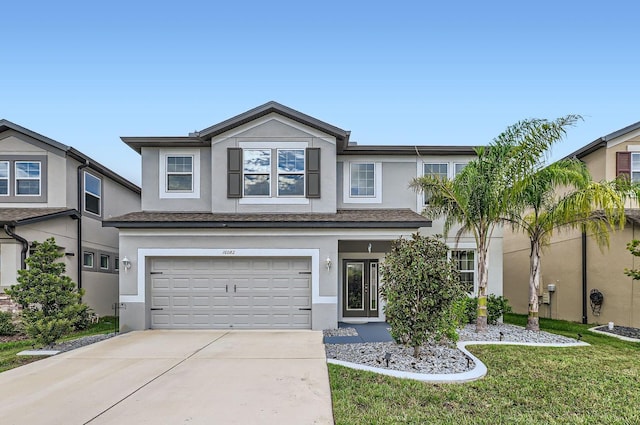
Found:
<box><xmin>150</xmin><ymin>257</ymin><xmax>312</xmax><ymax>329</ymax></box>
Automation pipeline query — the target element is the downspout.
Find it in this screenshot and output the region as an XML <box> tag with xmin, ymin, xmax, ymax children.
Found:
<box><xmin>77</xmin><ymin>160</ymin><xmax>89</xmax><ymax>293</ymax></box>
<box><xmin>4</xmin><ymin>225</ymin><xmax>28</xmax><ymax>270</ymax></box>
<box><xmin>581</xmin><ymin>227</ymin><xmax>588</xmax><ymax>324</ymax></box>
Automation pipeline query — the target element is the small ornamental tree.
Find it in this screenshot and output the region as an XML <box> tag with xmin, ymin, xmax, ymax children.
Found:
<box><xmin>5</xmin><ymin>237</ymin><xmax>89</xmax><ymax>346</ymax></box>
<box><xmin>624</xmin><ymin>240</ymin><xmax>640</xmax><ymax>280</ymax></box>
<box><xmin>380</xmin><ymin>233</ymin><xmax>466</xmax><ymax>357</ymax></box>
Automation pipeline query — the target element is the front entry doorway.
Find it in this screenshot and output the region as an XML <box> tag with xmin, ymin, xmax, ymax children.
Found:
<box><xmin>342</xmin><ymin>259</ymin><xmax>379</xmax><ymax>318</ymax></box>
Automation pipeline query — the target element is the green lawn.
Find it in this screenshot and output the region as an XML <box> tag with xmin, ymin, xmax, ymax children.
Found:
<box><xmin>0</xmin><ymin>316</ymin><xmax>118</xmax><ymax>373</ymax></box>
<box><xmin>329</xmin><ymin>314</ymin><xmax>640</xmax><ymax>424</ymax></box>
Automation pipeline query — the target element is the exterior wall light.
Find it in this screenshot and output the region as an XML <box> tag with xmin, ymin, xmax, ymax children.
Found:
<box><xmin>122</xmin><ymin>256</ymin><xmax>131</xmax><ymax>270</ymax></box>
<box><xmin>325</xmin><ymin>257</ymin><xmax>332</xmax><ymax>271</ymax></box>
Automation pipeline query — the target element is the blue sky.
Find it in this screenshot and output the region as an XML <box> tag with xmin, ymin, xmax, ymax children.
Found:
<box><xmin>2</xmin><ymin>1</ymin><xmax>639</xmax><ymax>185</ymax></box>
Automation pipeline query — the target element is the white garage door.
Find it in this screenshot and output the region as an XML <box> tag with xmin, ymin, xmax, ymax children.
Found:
<box><xmin>149</xmin><ymin>257</ymin><xmax>312</xmax><ymax>329</ymax></box>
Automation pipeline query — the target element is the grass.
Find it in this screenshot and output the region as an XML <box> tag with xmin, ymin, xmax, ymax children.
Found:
<box><xmin>329</xmin><ymin>313</ymin><xmax>640</xmax><ymax>424</ymax></box>
<box><xmin>0</xmin><ymin>316</ymin><xmax>118</xmax><ymax>373</ymax></box>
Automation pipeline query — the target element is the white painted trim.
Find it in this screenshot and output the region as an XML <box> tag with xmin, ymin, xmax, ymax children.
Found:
<box><xmin>119</xmin><ymin>229</ymin><xmax>416</xmax><ymax>238</ymax></box>
<box><xmin>342</xmin><ymin>161</ymin><xmax>383</xmax><ymax>204</ymax></box>
<box><xmin>607</xmin><ymin>128</ymin><xmax>640</xmax><ymax>148</ymax></box>
<box><xmin>626</xmin><ymin>145</ymin><xmax>640</xmax><ymax>152</ymax></box>
<box><xmin>120</xmin><ymin>248</ymin><xmax>337</xmax><ymax>306</ymax></box>
<box><xmin>589</xmin><ymin>326</ymin><xmax>640</xmax><ymax>342</ymax></box>
<box><xmin>158</xmin><ymin>149</ymin><xmax>201</xmax><ymax>199</ymax></box>
<box><xmin>328</xmin><ymin>340</ymin><xmax>589</xmax><ymax>383</ymax></box>
<box><xmin>239</xmin><ymin>141</ymin><xmax>308</xmax><ymax>149</ymax></box>
<box><xmin>239</xmin><ymin>197</ymin><xmax>309</xmax><ymax>205</ymax></box>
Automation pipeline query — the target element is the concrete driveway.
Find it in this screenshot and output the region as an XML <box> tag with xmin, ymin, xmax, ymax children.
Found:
<box><xmin>0</xmin><ymin>330</ymin><xmax>334</xmax><ymax>425</ymax></box>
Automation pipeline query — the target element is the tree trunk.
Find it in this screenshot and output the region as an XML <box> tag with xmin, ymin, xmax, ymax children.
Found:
<box><xmin>476</xmin><ymin>242</ymin><xmax>489</xmax><ymax>333</ymax></box>
<box><xmin>413</xmin><ymin>345</ymin><xmax>420</xmax><ymax>358</ymax></box>
<box><xmin>526</xmin><ymin>240</ymin><xmax>541</xmax><ymax>331</ymax></box>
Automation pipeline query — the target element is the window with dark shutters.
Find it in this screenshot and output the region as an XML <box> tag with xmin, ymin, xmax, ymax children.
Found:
<box><xmin>227</xmin><ymin>148</ymin><xmax>242</xmax><ymax>198</ymax></box>
<box><xmin>617</xmin><ymin>151</ymin><xmax>631</xmax><ymax>178</ymax></box>
<box><xmin>305</xmin><ymin>148</ymin><xmax>321</xmax><ymax>198</ymax></box>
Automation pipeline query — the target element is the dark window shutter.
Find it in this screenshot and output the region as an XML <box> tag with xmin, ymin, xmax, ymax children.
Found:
<box><xmin>306</xmin><ymin>148</ymin><xmax>321</xmax><ymax>198</ymax></box>
<box><xmin>617</xmin><ymin>152</ymin><xmax>631</xmax><ymax>178</ymax></box>
<box><xmin>227</xmin><ymin>148</ymin><xmax>242</xmax><ymax>198</ymax></box>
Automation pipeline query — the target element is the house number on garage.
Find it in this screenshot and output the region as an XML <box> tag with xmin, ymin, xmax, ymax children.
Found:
<box><xmin>222</xmin><ymin>250</ymin><xmax>236</xmax><ymax>255</ymax></box>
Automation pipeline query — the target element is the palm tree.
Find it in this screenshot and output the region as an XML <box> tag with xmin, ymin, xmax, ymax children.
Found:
<box><xmin>411</xmin><ymin>116</ymin><xmax>581</xmax><ymax>332</ymax></box>
<box><xmin>505</xmin><ymin>159</ymin><xmax>627</xmax><ymax>331</ymax></box>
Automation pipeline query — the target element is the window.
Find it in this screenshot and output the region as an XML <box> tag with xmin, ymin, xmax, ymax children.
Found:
<box><xmin>277</xmin><ymin>149</ymin><xmax>305</xmax><ymax>196</ymax></box>
<box><xmin>83</xmin><ymin>252</ymin><xmax>94</xmax><ymax>268</ymax></box>
<box><xmin>100</xmin><ymin>254</ymin><xmax>109</xmax><ymax>270</ymax></box>
<box><xmin>0</xmin><ymin>161</ymin><xmax>8</xmax><ymax>196</ymax></box>
<box><xmin>115</xmin><ymin>257</ymin><xmax>119</xmax><ymax>271</ymax></box>
<box><xmin>166</xmin><ymin>156</ymin><xmax>193</xmax><ymax>192</ymax></box>
<box><xmin>159</xmin><ymin>150</ymin><xmax>200</xmax><ymax>199</ymax></box>
<box><xmin>243</xmin><ymin>149</ymin><xmax>271</xmax><ymax>196</ymax></box>
<box><xmin>350</xmin><ymin>163</ymin><xmax>375</xmax><ymax>197</ymax></box>
<box><xmin>632</xmin><ymin>153</ymin><xmax>640</xmax><ymax>182</ymax></box>
<box><xmin>423</xmin><ymin>163</ymin><xmax>448</xmax><ymax>204</ymax></box>
<box><xmin>452</xmin><ymin>250</ymin><xmax>475</xmax><ymax>293</ymax></box>
<box><xmin>84</xmin><ymin>172</ymin><xmax>101</xmax><ymax>215</ymax></box>
<box><xmin>15</xmin><ymin>161</ymin><xmax>41</xmax><ymax>196</ymax></box>
<box><xmin>454</xmin><ymin>163</ymin><xmax>467</xmax><ymax>176</ymax></box>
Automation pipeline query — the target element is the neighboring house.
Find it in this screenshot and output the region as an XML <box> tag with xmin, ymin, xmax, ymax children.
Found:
<box><xmin>504</xmin><ymin>121</ymin><xmax>640</xmax><ymax>328</ymax></box>
<box><xmin>0</xmin><ymin>120</ymin><xmax>141</xmax><ymax>317</ymax></box>
<box><xmin>105</xmin><ymin>102</ymin><xmax>503</xmax><ymax>331</ymax></box>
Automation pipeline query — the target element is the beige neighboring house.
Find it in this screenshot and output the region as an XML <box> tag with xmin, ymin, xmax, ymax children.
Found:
<box><xmin>0</xmin><ymin>120</ymin><xmax>141</xmax><ymax>317</ymax></box>
<box><xmin>104</xmin><ymin>101</ymin><xmax>503</xmax><ymax>332</ymax></box>
<box><xmin>504</xmin><ymin>121</ymin><xmax>640</xmax><ymax>328</ymax></box>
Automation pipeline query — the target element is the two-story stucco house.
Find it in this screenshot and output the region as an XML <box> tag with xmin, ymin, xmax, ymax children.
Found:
<box><xmin>0</xmin><ymin>120</ymin><xmax>141</xmax><ymax>317</ymax></box>
<box><xmin>105</xmin><ymin>102</ymin><xmax>503</xmax><ymax>331</ymax></box>
<box><xmin>504</xmin><ymin>121</ymin><xmax>640</xmax><ymax>328</ymax></box>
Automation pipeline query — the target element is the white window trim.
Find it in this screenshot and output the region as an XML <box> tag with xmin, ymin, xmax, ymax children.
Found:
<box><xmin>276</xmin><ymin>148</ymin><xmax>305</xmax><ymax>197</ymax></box>
<box><xmin>446</xmin><ymin>242</ymin><xmax>478</xmax><ymax>295</ymax></box>
<box><xmin>159</xmin><ymin>149</ymin><xmax>200</xmax><ymax>199</ymax></box>
<box><xmin>343</xmin><ymin>161</ymin><xmax>382</xmax><ymax>204</ymax></box>
<box><xmin>83</xmin><ymin>252</ymin><xmax>94</xmax><ymax>268</ymax></box>
<box><xmin>15</xmin><ymin>161</ymin><xmax>41</xmax><ymax>196</ymax></box>
<box><xmin>0</xmin><ymin>161</ymin><xmax>9</xmax><ymax>196</ymax></box>
<box><xmin>417</xmin><ymin>160</ymin><xmax>469</xmax><ymax>210</ymax></box>
<box><xmin>84</xmin><ymin>171</ymin><xmax>102</xmax><ymax>216</ymax></box>
<box><xmin>100</xmin><ymin>254</ymin><xmax>109</xmax><ymax>270</ymax></box>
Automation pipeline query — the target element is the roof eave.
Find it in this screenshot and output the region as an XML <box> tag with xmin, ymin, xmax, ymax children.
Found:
<box><xmin>120</xmin><ymin>137</ymin><xmax>206</xmax><ymax>154</ymax></box>
<box><xmin>1</xmin><ymin>209</ymin><xmax>81</xmax><ymax>226</ymax></box>
<box><xmin>103</xmin><ymin>220</ymin><xmax>431</xmax><ymax>229</ymax></box>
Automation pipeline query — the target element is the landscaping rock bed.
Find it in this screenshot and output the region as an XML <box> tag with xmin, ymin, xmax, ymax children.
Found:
<box><xmin>326</xmin><ymin>323</ymin><xmax>580</xmax><ymax>374</ymax></box>
<box><xmin>593</xmin><ymin>325</ymin><xmax>640</xmax><ymax>340</ymax></box>
<box><xmin>28</xmin><ymin>333</ymin><xmax>116</xmax><ymax>353</ymax></box>
<box><xmin>323</xmin><ymin>328</ymin><xmax>358</xmax><ymax>337</ymax></box>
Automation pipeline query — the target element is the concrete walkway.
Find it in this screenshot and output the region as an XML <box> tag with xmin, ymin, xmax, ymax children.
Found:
<box><xmin>0</xmin><ymin>330</ymin><xmax>334</xmax><ymax>425</ymax></box>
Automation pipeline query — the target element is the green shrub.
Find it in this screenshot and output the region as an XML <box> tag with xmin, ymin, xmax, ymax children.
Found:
<box><xmin>461</xmin><ymin>295</ymin><xmax>512</xmax><ymax>325</ymax></box>
<box><xmin>69</xmin><ymin>304</ymin><xmax>94</xmax><ymax>331</ymax></box>
<box><xmin>0</xmin><ymin>311</ymin><xmax>17</xmax><ymax>336</ymax></box>
<box><xmin>380</xmin><ymin>234</ymin><xmax>466</xmax><ymax>357</ymax></box>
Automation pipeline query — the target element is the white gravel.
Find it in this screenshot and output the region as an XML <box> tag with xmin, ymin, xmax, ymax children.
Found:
<box><xmin>325</xmin><ymin>323</ymin><xmax>580</xmax><ymax>374</ymax></box>
<box><xmin>323</xmin><ymin>328</ymin><xmax>358</xmax><ymax>337</ymax></box>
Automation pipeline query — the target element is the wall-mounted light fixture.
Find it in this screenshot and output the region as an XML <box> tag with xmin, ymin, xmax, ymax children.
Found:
<box><xmin>122</xmin><ymin>256</ymin><xmax>131</xmax><ymax>270</ymax></box>
<box><xmin>325</xmin><ymin>256</ymin><xmax>332</xmax><ymax>271</ymax></box>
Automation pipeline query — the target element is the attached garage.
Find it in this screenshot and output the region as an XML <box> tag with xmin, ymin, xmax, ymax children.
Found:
<box><xmin>149</xmin><ymin>257</ymin><xmax>312</xmax><ymax>329</ymax></box>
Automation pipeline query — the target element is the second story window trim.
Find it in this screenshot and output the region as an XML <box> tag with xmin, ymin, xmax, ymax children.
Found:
<box><xmin>243</xmin><ymin>149</ymin><xmax>272</xmax><ymax>197</ymax></box>
<box><xmin>0</xmin><ymin>161</ymin><xmax>9</xmax><ymax>196</ymax></box>
<box><xmin>15</xmin><ymin>161</ymin><xmax>41</xmax><ymax>196</ymax></box>
<box><xmin>159</xmin><ymin>149</ymin><xmax>200</xmax><ymax>199</ymax></box>
<box><xmin>343</xmin><ymin>161</ymin><xmax>382</xmax><ymax>204</ymax></box>
<box><xmin>84</xmin><ymin>171</ymin><xmax>102</xmax><ymax>216</ymax></box>
<box><xmin>277</xmin><ymin>149</ymin><xmax>305</xmax><ymax>197</ymax></box>
<box><xmin>420</xmin><ymin>161</ymin><xmax>468</xmax><ymax>206</ymax></box>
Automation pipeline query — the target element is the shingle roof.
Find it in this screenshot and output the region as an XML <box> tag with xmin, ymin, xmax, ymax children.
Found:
<box><xmin>0</xmin><ymin>208</ymin><xmax>80</xmax><ymax>226</ymax></box>
<box><xmin>103</xmin><ymin>208</ymin><xmax>431</xmax><ymax>229</ymax></box>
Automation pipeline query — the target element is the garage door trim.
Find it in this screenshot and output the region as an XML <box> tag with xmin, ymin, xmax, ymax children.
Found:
<box><xmin>121</xmin><ymin>248</ymin><xmax>337</xmax><ymax>305</ymax></box>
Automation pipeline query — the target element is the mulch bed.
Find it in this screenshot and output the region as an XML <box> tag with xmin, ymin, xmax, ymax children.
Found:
<box><xmin>0</xmin><ymin>334</ymin><xmax>29</xmax><ymax>343</ymax></box>
<box><xmin>593</xmin><ymin>325</ymin><xmax>640</xmax><ymax>340</ymax></box>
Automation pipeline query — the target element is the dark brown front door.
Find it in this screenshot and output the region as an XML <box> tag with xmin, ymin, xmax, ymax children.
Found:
<box><xmin>342</xmin><ymin>260</ymin><xmax>379</xmax><ymax>318</ymax></box>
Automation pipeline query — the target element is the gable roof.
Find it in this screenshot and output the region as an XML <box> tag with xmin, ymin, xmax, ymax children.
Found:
<box><xmin>103</xmin><ymin>208</ymin><xmax>431</xmax><ymax>229</ymax></box>
<box><xmin>564</xmin><ymin>120</ymin><xmax>640</xmax><ymax>160</ymax></box>
<box><xmin>0</xmin><ymin>120</ymin><xmax>140</xmax><ymax>194</ymax></box>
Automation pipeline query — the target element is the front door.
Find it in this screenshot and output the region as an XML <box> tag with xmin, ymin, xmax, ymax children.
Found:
<box><xmin>342</xmin><ymin>260</ymin><xmax>379</xmax><ymax>318</ymax></box>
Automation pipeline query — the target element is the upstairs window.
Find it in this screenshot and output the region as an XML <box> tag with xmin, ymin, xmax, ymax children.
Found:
<box><xmin>15</xmin><ymin>161</ymin><xmax>41</xmax><ymax>196</ymax></box>
<box><xmin>0</xmin><ymin>161</ymin><xmax>8</xmax><ymax>196</ymax></box>
<box><xmin>454</xmin><ymin>163</ymin><xmax>467</xmax><ymax>176</ymax></box>
<box><xmin>83</xmin><ymin>252</ymin><xmax>94</xmax><ymax>268</ymax></box>
<box><xmin>632</xmin><ymin>153</ymin><xmax>640</xmax><ymax>182</ymax></box>
<box><xmin>350</xmin><ymin>163</ymin><xmax>376</xmax><ymax>197</ymax></box>
<box><xmin>243</xmin><ymin>149</ymin><xmax>271</xmax><ymax>196</ymax></box>
<box><xmin>167</xmin><ymin>156</ymin><xmax>193</xmax><ymax>192</ymax></box>
<box><xmin>277</xmin><ymin>149</ymin><xmax>305</xmax><ymax>196</ymax></box>
<box><xmin>100</xmin><ymin>254</ymin><xmax>109</xmax><ymax>270</ymax></box>
<box><xmin>84</xmin><ymin>172</ymin><xmax>102</xmax><ymax>215</ymax></box>
<box><xmin>423</xmin><ymin>163</ymin><xmax>448</xmax><ymax>204</ymax></box>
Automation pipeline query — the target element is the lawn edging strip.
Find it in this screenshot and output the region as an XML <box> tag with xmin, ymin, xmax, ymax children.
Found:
<box><xmin>17</xmin><ymin>350</ymin><xmax>59</xmax><ymax>356</ymax></box>
<box><xmin>327</xmin><ymin>340</ymin><xmax>589</xmax><ymax>383</ymax></box>
<box><xmin>588</xmin><ymin>326</ymin><xmax>640</xmax><ymax>343</ymax></box>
